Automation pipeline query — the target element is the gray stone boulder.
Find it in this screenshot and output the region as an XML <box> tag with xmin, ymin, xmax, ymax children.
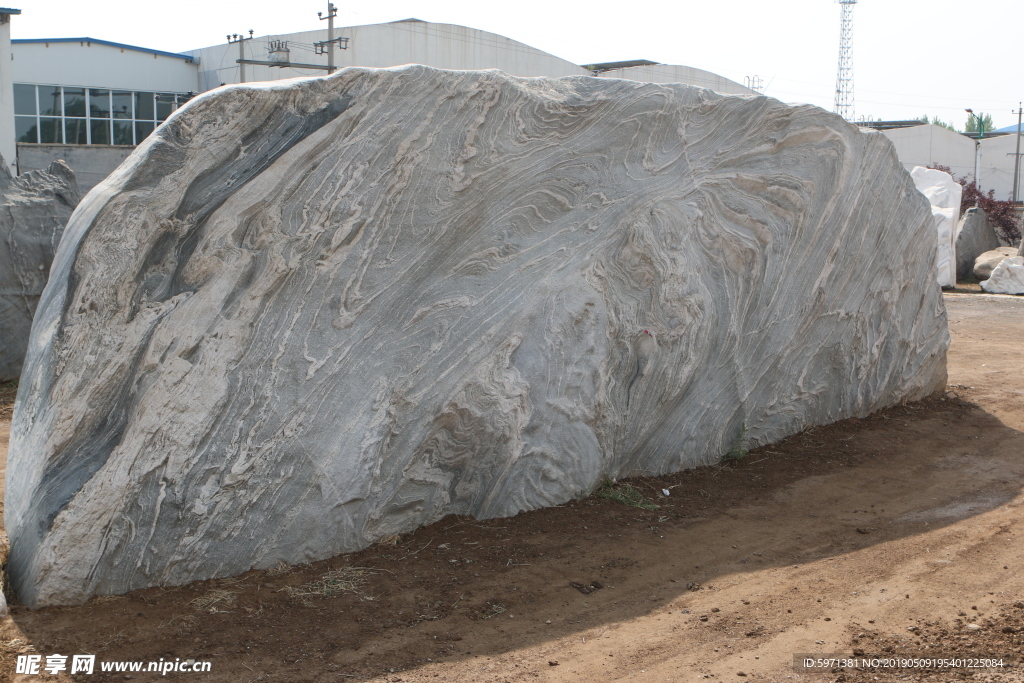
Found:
<box><xmin>973</xmin><ymin>247</ymin><xmax>1018</xmax><ymax>280</ymax></box>
<box><xmin>5</xmin><ymin>66</ymin><xmax>948</xmax><ymax>607</ymax></box>
<box><xmin>955</xmin><ymin>208</ymin><xmax>1001</xmax><ymax>281</ymax></box>
<box><xmin>0</xmin><ymin>159</ymin><xmax>80</xmax><ymax>381</ymax></box>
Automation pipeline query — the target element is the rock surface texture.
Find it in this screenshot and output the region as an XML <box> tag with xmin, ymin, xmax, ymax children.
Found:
<box><xmin>0</xmin><ymin>159</ymin><xmax>80</xmax><ymax>381</ymax></box>
<box><xmin>981</xmin><ymin>256</ymin><xmax>1024</xmax><ymax>294</ymax></box>
<box><xmin>6</xmin><ymin>67</ymin><xmax>949</xmax><ymax>607</ymax></box>
<box><xmin>955</xmin><ymin>208</ymin><xmax>1000</xmax><ymax>281</ymax></box>
<box><xmin>910</xmin><ymin>166</ymin><xmax>960</xmax><ymax>288</ymax></box>
<box><xmin>973</xmin><ymin>247</ymin><xmax>1018</xmax><ymax>281</ymax></box>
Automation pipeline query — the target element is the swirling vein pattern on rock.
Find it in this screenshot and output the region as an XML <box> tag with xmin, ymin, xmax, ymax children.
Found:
<box><xmin>0</xmin><ymin>159</ymin><xmax>80</xmax><ymax>381</ymax></box>
<box><xmin>5</xmin><ymin>66</ymin><xmax>948</xmax><ymax>607</ymax></box>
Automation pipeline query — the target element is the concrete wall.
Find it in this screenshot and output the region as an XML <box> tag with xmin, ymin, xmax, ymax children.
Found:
<box><xmin>979</xmin><ymin>133</ymin><xmax>1023</xmax><ymax>202</ymax></box>
<box><xmin>880</xmin><ymin>124</ymin><xmax>977</xmax><ymax>182</ymax></box>
<box><xmin>188</xmin><ymin>21</ymin><xmax>590</xmax><ymax>91</ymax></box>
<box><xmin>0</xmin><ymin>15</ymin><xmax>14</xmax><ymax>176</ymax></box>
<box><xmin>17</xmin><ymin>143</ymin><xmax>133</xmax><ymax>195</ymax></box>
<box><xmin>12</xmin><ymin>40</ymin><xmax>199</xmax><ymax>92</ymax></box>
<box><xmin>880</xmin><ymin>124</ymin><xmax>1022</xmax><ymax>201</ymax></box>
<box><xmin>595</xmin><ymin>64</ymin><xmax>756</xmax><ymax>95</ymax></box>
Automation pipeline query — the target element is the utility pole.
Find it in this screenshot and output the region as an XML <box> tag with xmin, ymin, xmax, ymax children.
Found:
<box><xmin>1010</xmin><ymin>104</ymin><xmax>1022</xmax><ymax>203</ymax></box>
<box><xmin>318</xmin><ymin>2</ymin><xmax>338</xmax><ymax>74</ymax></box>
<box><xmin>228</xmin><ymin>30</ymin><xmax>255</xmax><ymax>83</ymax></box>
<box><xmin>966</xmin><ymin>108</ymin><xmax>985</xmax><ymax>205</ymax></box>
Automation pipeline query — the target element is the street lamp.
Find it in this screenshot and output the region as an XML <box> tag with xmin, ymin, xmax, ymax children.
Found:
<box><xmin>966</xmin><ymin>108</ymin><xmax>984</xmax><ymax>205</ymax></box>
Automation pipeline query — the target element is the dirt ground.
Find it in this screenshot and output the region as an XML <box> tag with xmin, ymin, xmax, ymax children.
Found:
<box><xmin>1</xmin><ymin>292</ymin><xmax>1024</xmax><ymax>683</ymax></box>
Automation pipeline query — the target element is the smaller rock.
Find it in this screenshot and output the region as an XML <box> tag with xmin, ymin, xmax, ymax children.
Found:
<box><xmin>967</xmin><ymin>624</ymin><xmax>981</xmax><ymax>630</ymax></box>
<box><xmin>548</xmin><ymin>661</ymin><xmax>558</xmax><ymax>667</ymax></box>
<box><xmin>981</xmin><ymin>256</ymin><xmax>1024</xmax><ymax>294</ymax></box>
<box><xmin>955</xmin><ymin>208</ymin><xmax>1001</xmax><ymax>281</ymax></box>
<box><xmin>973</xmin><ymin>247</ymin><xmax>1017</xmax><ymax>280</ymax></box>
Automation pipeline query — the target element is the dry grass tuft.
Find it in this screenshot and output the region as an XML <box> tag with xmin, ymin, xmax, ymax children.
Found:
<box><xmin>266</xmin><ymin>561</ymin><xmax>292</xmax><ymax>577</ymax></box>
<box><xmin>189</xmin><ymin>588</ymin><xmax>238</xmax><ymax>613</ymax></box>
<box><xmin>0</xmin><ymin>380</ymin><xmax>17</xmax><ymax>420</ymax></box>
<box><xmin>282</xmin><ymin>567</ymin><xmax>373</xmax><ymax>607</ymax></box>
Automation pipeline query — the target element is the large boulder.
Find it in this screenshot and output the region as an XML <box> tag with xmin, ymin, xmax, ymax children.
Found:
<box><xmin>955</xmin><ymin>208</ymin><xmax>1001</xmax><ymax>281</ymax></box>
<box><xmin>0</xmin><ymin>159</ymin><xmax>80</xmax><ymax>381</ymax></box>
<box><xmin>974</xmin><ymin>247</ymin><xmax>1018</xmax><ymax>280</ymax></box>
<box><xmin>910</xmin><ymin>166</ymin><xmax>961</xmax><ymax>288</ymax></box>
<box><xmin>6</xmin><ymin>66</ymin><xmax>949</xmax><ymax>607</ymax></box>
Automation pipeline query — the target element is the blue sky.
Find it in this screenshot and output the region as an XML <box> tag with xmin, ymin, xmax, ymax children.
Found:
<box><xmin>12</xmin><ymin>0</ymin><xmax>1022</xmax><ymax>129</ymax></box>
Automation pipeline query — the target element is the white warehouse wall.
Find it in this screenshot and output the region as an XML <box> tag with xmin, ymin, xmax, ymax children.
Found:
<box><xmin>978</xmin><ymin>133</ymin><xmax>1023</xmax><ymax>202</ymax></box>
<box><xmin>12</xmin><ymin>39</ymin><xmax>199</xmax><ymax>93</ymax></box>
<box><xmin>595</xmin><ymin>64</ymin><xmax>756</xmax><ymax>96</ymax></box>
<box><xmin>881</xmin><ymin>123</ymin><xmax>1022</xmax><ymax>201</ymax></box>
<box><xmin>0</xmin><ymin>14</ymin><xmax>16</xmax><ymax>174</ymax></box>
<box><xmin>188</xmin><ymin>20</ymin><xmax>590</xmax><ymax>91</ymax></box>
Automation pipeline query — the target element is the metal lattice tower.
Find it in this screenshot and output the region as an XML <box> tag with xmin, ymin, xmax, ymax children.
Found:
<box><xmin>833</xmin><ymin>0</ymin><xmax>858</xmax><ymax>121</ymax></box>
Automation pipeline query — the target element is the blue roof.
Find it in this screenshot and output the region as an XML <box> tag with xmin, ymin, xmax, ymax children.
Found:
<box><xmin>993</xmin><ymin>123</ymin><xmax>1023</xmax><ymax>134</ymax></box>
<box><xmin>12</xmin><ymin>37</ymin><xmax>198</xmax><ymax>63</ymax></box>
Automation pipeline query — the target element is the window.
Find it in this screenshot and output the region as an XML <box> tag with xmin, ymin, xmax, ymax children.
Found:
<box><xmin>14</xmin><ymin>84</ymin><xmax>36</xmax><ymax>116</ymax></box>
<box><xmin>15</xmin><ymin>83</ymin><xmax>191</xmax><ymax>146</ymax></box>
<box><xmin>112</xmin><ymin>91</ymin><xmax>132</xmax><ymax>119</ymax></box>
<box><xmin>15</xmin><ymin>116</ymin><xmax>37</xmax><ymax>144</ymax></box>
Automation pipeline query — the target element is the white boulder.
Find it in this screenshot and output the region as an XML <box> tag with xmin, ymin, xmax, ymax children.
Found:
<box><xmin>974</xmin><ymin>247</ymin><xmax>1018</xmax><ymax>281</ymax></box>
<box><xmin>910</xmin><ymin>166</ymin><xmax>961</xmax><ymax>288</ymax></box>
<box><xmin>981</xmin><ymin>256</ymin><xmax>1024</xmax><ymax>294</ymax></box>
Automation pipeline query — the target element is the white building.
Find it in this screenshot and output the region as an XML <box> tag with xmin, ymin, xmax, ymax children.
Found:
<box><xmin>7</xmin><ymin>16</ymin><xmax>757</xmax><ymax>193</ymax></box>
<box><xmin>876</xmin><ymin>122</ymin><xmax>1022</xmax><ymax>202</ymax></box>
<box><xmin>13</xmin><ymin>37</ymin><xmax>199</xmax><ymax>189</ymax></box>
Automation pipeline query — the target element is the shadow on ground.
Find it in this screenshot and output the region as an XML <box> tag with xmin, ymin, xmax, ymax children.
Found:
<box><xmin>3</xmin><ymin>391</ymin><xmax>1023</xmax><ymax>682</ymax></box>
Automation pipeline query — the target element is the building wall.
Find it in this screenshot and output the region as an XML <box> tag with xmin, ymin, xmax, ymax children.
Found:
<box><xmin>188</xmin><ymin>21</ymin><xmax>590</xmax><ymax>91</ymax></box>
<box><xmin>880</xmin><ymin>124</ymin><xmax>977</xmax><ymax>181</ymax></box>
<box><xmin>6</xmin><ymin>23</ymin><xmax>767</xmax><ymax>195</ymax></box>
<box><xmin>881</xmin><ymin>124</ymin><xmax>1023</xmax><ymax>201</ymax></box>
<box><xmin>595</xmin><ymin>64</ymin><xmax>756</xmax><ymax>95</ymax></box>
<box><xmin>0</xmin><ymin>15</ymin><xmax>15</xmax><ymax>175</ymax></box>
<box><xmin>17</xmin><ymin>143</ymin><xmax>133</xmax><ymax>194</ymax></box>
<box><xmin>12</xmin><ymin>40</ymin><xmax>199</xmax><ymax>92</ymax></box>
<box><xmin>979</xmin><ymin>133</ymin><xmax>1023</xmax><ymax>202</ymax></box>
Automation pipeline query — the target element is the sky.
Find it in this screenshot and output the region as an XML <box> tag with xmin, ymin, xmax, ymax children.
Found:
<box><xmin>10</xmin><ymin>0</ymin><xmax>1023</xmax><ymax>130</ymax></box>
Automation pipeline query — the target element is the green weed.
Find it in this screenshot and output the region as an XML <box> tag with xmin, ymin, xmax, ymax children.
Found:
<box><xmin>595</xmin><ymin>478</ymin><xmax>659</xmax><ymax>510</ymax></box>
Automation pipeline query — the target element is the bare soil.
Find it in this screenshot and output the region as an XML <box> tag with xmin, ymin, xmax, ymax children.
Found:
<box><xmin>2</xmin><ymin>292</ymin><xmax>1024</xmax><ymax>683</ymax></box>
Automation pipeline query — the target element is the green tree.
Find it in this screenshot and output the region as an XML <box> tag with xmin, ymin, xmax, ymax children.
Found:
<box><xmin>918</xmin><ymin>115</ymin><xmax>959</xmax><ymax>132</ymax></box>
<box><xmin>964</xmin><ymin>112</ymin><xmax>994</xmax><ymax>134</ymax></box>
